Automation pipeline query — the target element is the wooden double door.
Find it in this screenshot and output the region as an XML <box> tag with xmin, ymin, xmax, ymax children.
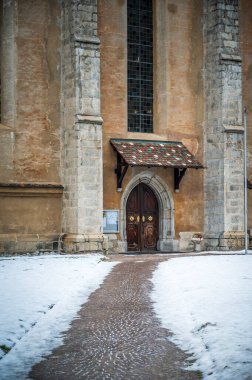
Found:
<box><xmin>126</xmin><ymin>183</ymin><xmax>159</xmax><ymax>251</ymax></box>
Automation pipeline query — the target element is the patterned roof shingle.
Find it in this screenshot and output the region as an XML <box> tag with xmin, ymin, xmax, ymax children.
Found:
<box><xmin>110</xmin><ymin>139</ymin><xmax>204</xmax><ymax>169</ymax></box>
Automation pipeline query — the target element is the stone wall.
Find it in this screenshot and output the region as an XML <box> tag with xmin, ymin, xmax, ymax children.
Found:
<box><xmin>240</xmin><ymin>0</ymin><xmax>252</xmax><ymax>234</ymax></box>
<box><xmin>204</xmin><ymin>0</ymin><xmax>244</xmax><ymax>250</ymax></box>
<box><xmin>61</xmin><ymin>0</ymin><xmax>104</xmax><ymax>252</ymax></box>
<box><xmin>0</xmin><ymin>0</ymin><xmax>251</xmax><ymax>254</ymax></box>
<box><xmin>0</xmin><ymin>0</ymin><xmax>104</xmax><ymax>254</ymax></box>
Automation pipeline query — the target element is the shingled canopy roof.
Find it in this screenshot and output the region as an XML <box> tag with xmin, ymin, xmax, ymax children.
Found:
<box><xmin>110</xmin><ymin>139</ymin><xmax>204</xmax><ymax>190</ymax></box>
<box><xmin>110</xmin><ymin>139</ymin><xmax>204</xmax><ymax>169</ymax></box>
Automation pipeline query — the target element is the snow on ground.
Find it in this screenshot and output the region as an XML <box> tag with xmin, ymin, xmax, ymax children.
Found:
<box><xmin>151</xmin><ymin>254</ymin><xmax>252</xmax><ymax>380</ymax></box>
<box><xmin>0</xmin><ymin>253</ymin><xmax>116</xmax><ymax>380</ymax></box>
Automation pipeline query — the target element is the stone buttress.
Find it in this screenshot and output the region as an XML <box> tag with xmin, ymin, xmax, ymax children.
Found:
<box><xmin>61</xmin><ymin>0</ymin><xmax>104</xmax><ymax>252</ymax></box>
<box><xmin>204</xmin><ymin>0</ymin><xmax>245</xmax><ymax>250</ymax></box>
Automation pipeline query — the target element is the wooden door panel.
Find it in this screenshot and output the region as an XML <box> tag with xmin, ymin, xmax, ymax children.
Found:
<box><xmin>126</xmin><ymin>183</ymin><xmax>158</xmax><ymax>251</ymax></box>
<box><xmin>141</xmin><ymin>184</ymin><xmax>158</xmax><ymax>251</ymax></box>
<box><xmin>142</xmin><ymin>186</ymin><xmax>158</xmax><ymax>211</ymax></box>
<box><xmin>126</xmin><ymin>222</ymin><xmax>140</xmax><ymax>251</ymax></box>
<box><xmin>127</xmin><ymin>188</ymin><xmax>138</xmax><ymax>211</ymax></box>
<box><xmin>126</xmin><ymin>186</ymin><xmax>140</xmax><ymax>251</ymax></box>
<box><xmin>143</xmin><ymin>222</ymin><xmax>157</xmax><ymax>249</ymax></box>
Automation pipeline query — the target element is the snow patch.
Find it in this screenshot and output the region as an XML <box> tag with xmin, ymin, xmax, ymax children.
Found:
<box><xmin>0</xmin><ymin>254</ymin><xmax>117</xmax><ymax>379</ymax></box>
<box><xmin>151</xmin><ymin>255</ymin><xmax>252</xmax><ymax>380</ymax></box>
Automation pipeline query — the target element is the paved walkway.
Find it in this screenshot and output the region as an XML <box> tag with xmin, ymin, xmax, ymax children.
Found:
<box><xmin>30</xmin><ymin>254</ymin><xmax>202</xmax><ymax>380</ymax></box>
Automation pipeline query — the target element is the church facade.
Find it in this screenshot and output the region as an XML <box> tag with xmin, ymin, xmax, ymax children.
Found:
<box><xmin>0</xmin><ymin>0</ymin><xmax>251</xmax><ymax>254</ymax></box>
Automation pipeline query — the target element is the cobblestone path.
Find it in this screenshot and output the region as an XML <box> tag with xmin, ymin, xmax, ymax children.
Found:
<box><xmin>30</xmin><ymin>255</ymin><xmax>201</xmax><ymax>380</ymax></box>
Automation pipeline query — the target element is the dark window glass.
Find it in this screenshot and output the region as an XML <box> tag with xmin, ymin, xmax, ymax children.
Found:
<box><xmin>127</xmin><ymin>0</ymin><xmax>153</xmax><ymax>133</ymax></box>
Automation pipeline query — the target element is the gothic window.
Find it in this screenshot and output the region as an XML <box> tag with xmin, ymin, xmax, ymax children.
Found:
<box><xmin>127</xmin><ymin>0</ymin><xmax>153</xmax><ymax>133</ymax></box>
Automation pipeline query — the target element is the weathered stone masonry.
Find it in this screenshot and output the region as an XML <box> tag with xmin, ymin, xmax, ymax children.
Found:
<box><xmin>204</xmin><ymin>0</ymin><xmax>244</xmax><ymax>249</ymax></box>
<box><xmin>61</xmin><ymin>0</ymin><xmax>104</xmax><ymax>252</ymax></box>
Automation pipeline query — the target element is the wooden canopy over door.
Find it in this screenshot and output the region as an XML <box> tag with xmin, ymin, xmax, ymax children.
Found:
<box><xmin>126</xmin><ymin>183</ymin><xmax>159</xmax><ymax>251</ymax></box>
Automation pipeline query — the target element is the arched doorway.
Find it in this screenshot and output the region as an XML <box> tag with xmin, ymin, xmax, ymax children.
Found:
<box><xmin>126</xmin><ymin>183</ymin><xmax>159</xmax><ymax>251</ymax></box>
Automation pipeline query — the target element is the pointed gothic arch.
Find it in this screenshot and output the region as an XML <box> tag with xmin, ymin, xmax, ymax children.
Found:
<box><xmin>119</xmin><ymin>171</ymin><xmax>175</xmax><ymax>252</ymax></box>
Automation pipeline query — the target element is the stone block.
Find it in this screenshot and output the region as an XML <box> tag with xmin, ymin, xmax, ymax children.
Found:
<box><xmin>107</xmin><ymin>234</ymin><xmax>117</xmax><ymax>241</ymax></box>
<box><xmin>219</xmin><ymin>231</ymin><xmax>245</xmax><ymax>250</ymax></box>
<box><xmin>116</xmin><ymin>240</ymin><xmax>127</xmax><ymax>253</ymax></box>
<box><xmin>63</xmin><ymin>234</ymin><xmax>104</xmax><ymax>253</ymax></box>
<box><xmin>158</xmin><ymin>239</ymin><xmax>178</xmax><ymax>252</ymax></box>
<box><xmin>178</xmin><ymin>232</ymin><xmax>195</xmax><ymax>252</ymax></box>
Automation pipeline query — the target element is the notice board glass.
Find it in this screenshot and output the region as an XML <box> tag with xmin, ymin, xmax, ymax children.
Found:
<box><xmin>103</xmin><ymin>210</ymin><xmax>119</xmax><ymax>233</ymax></box>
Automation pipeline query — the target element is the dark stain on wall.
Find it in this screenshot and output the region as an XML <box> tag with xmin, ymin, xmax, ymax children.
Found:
<box><xmin>168</xmin><ymin>3</ymin><xmax>177</xmax><ymax>14</ymax></box>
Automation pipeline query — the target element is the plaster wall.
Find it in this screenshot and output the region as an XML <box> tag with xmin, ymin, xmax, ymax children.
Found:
<box><xmin>0</xmin><ymin>196</ymin><xmax>61</xmax><ymax>234</ymax></box>
<box><xmin>0</xmin><ymin>187</ymin><xmax>62</xmax><ymax>252</ymax></box>
<box><xmin>1</xmin><ymin>0</ymin><xmax>61</xmax><ymax>183</ymax></box>
<box><xmin>0</xmin><ymin>0</ymin><xmax>62</xmax><ymax>252</ymax></box>
<box><xmin>99</xmin><ymin>0</ymin><xmax>204</xmax><ymax>249</ymax></box>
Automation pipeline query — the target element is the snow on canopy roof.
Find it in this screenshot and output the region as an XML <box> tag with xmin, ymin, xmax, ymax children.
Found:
<box><xmin>110</xmin><ymin>139</ymin><xmax>204</xmax><ymax>169</ymax></box>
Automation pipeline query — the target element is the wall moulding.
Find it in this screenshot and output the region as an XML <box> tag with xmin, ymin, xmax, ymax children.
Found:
<box><xmin>0</xmin><ymin>183</ymin><xmax>64</xmax><ymax>197</ymax></box>
<box><xmin>220</xmin><ymin>53</ymin><xmax>242</xmax><ymax>63</ymax></box>
<box><xmin>223</xmin><ymin>124</ymin><xmax>244</xmax><ymax>134</ymax></box>
<box><xmin>74</xmin><ymin>35</ymin><xmax>100</xmax><ymax>45</ymax></box>
<box><xmin>76</xmin><ymin>114</ymin><xmax>103</xmax><ymax>124</ymax></box>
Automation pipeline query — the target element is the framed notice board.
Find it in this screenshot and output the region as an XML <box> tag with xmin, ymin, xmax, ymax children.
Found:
<box><xmin>103</xmin><ymin>210</ymin><xmax>119</xmax><ymax>233</ymax></box>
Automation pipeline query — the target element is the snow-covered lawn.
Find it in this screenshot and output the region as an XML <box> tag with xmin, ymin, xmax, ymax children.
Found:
<box><xmin>0</xmin><ymin>253</ymin><xmax>116</xmax><ymax>380</ymax></box>
<box><xmin>151</xmin><ymin>254</ymin><xmax>252</xmax><ymax>380</ymax></box>
<box><xmin>2</xmin><ymin>252</ymin><xmax>252</xmax><ymax>380</ymax></box>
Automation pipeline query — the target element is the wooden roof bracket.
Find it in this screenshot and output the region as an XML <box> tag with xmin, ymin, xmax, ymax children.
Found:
<box><xmin>174</xmin><ymin>168</ymin><xmax>187</xmax><ymax>192</ymax></box>
<box><xmin>115</xmin><ymin>152</ymin><xmax>129</xmax><ymax>190</ymax></box>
